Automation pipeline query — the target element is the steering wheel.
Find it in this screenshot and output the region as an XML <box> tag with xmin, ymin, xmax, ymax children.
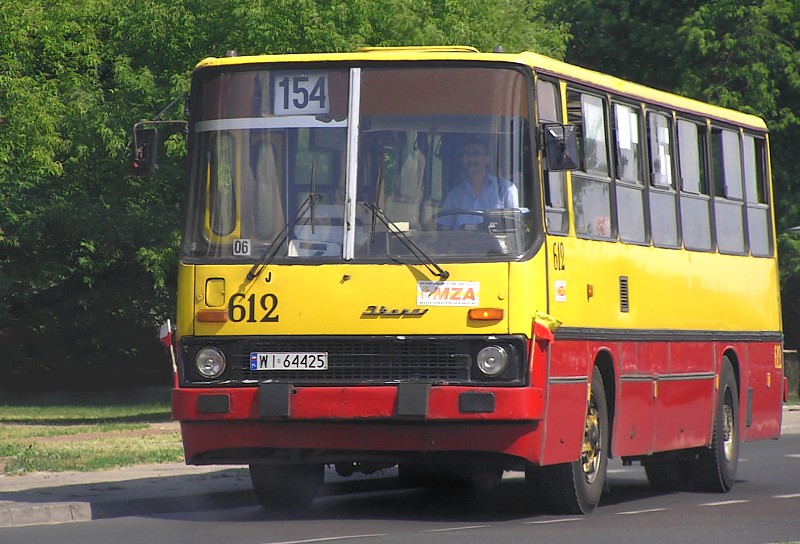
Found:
<box><xmin>434</xmin><ymin>209</ymin><xmax>488</xmax><ymax>230</ymax></box>
<box><xmin>435</xmin><ymin>209</ymin><xmax>487</xmax><ymax>220</ymax></box>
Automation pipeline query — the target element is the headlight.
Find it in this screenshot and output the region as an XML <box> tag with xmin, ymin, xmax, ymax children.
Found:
<box><xmin>476</xmin><ymin>345</ymin><xmax>508</xmax><ymax>377</ymax></box>
<box><xmin>195</xmin><ymin>347</ymin><xmax>226</xmax><ymax>378</ymax></box>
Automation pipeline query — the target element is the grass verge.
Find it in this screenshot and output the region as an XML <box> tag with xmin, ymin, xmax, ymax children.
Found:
<box><xmin>0</xmin><ymin>387</ymin><xmax>183</xmax><ymax>475</ymax></box>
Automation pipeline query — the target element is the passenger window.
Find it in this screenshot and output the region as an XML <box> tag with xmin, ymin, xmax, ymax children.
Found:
<box><xmin>579</xmin><ymin>95</ymin><xmax>609</xmax><ymax>175</ymax></box>
<box><xmin>538</xmin><ymin>80</ymin><xmax>568</xmax><ymax>235</ymax></box>
<box><xmin>614</xmin><ymin>103</ymin><xmax>643</xmax><ymax>183</ymax></box>
<box><xmin>711</xmin><ymin>127</ymin><xmax>745</xmax><ymax>254</ymax></box>
<box><xmin>743</xmin><ymin>135</ymin><xmax>766</xmax><ymax>204</ymax></box>
<box><xmin>568</xmin><ymin>88</ymin><xmax>613</xmax><ymax>239</ymax></box>
<box><xmin>677</xmin><ymin>119</ymin><xmax>712</xmax><ymax>251</ymax></box>
<box><xmin>647</xmin><ymin>112</ymin><xmax>678</xmax><ymax>248</ymax></box>
<box><xmin>613</xmin><ymin>102</ymin><xmax>645</xmax><ymax>244</ymax></box>
<box><xmin>711</xmin><ymin>128</ymin><xmax>743</xmax><ymax>200</ymax></box>
<box><xmin>743</xmin><ymin>134</ymin><xmax>772</xmax><ymax>256</ymax></box>
<box><xmin>648</xmin><ymin>113</ymin><xmax>673</xmax><ymax>188</ymax></box>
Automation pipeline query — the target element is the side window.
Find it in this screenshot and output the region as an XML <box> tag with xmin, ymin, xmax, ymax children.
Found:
<box><xmin>208</xmin><ymin>132</ymin><xmax>237</xmax><ymax>237</ymax></box>
<box><xmin>647</xmin><ymin>112</ymin><xmax>679</xmax><ymax>248</ymax></box>
<box><xmin>711</xmin><ymin>128</ymin><xmax>744</xmax><ymax>200</ymax></box>
<box><xmin>568</xmin><ymin>89</ymin><xmax>613</xmax><ymax>239</ymax></box>
<box><xmin>613</xmin><ymin>103</ymin><xmax>643</xmax><ymax>182</ymax></box>
<box><xmin>711</xmin><ymin>127</ymin><xmax>745</xmax><ymax>254</ymax></box>
<box><xmin>580</xmin><ymin>94</ymin><xmax>609</xmax><ymax>175</ymax></box>
<box><xmin>677</xmin><ymin>119</ymin><xmax>712</xmax><ymax>251</ymax></box>
<box><xmin>743</xmin><ymin>134</ymin><xmax>772</xmax><ymax>256</ymax></box>
<box><xmin>538</xmin><ymin>79</ymin><xmax>568</xmax><ymax>235</ymax></box>
<box><xmin>613</xmin><ymin>102</ymin><xmax>646</xmax><ymax>244</ymax></box>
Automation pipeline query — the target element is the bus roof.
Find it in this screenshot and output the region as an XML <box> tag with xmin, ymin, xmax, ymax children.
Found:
<box><xmin>194</xmin><ymin>47</ymin><xmax>767</xmax><ymax>132</ymax></box>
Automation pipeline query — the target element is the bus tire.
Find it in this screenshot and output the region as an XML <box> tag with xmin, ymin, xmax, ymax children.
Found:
<box><xmin>249</xmin><ymin>463</ymin><xmax>324</xmax><ymax>511</ymax></box>
<box><xmin>695</xmin><ymin>358</ymin><xmax>739</xmax><ymax>492</ymax></box>
<box><xmin>529</xmin><ymin>366</ymin><xmax>609</xmax><ymax>514</ymax></box>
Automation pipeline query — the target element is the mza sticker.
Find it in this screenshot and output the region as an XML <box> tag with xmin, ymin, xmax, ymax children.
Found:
<box><xmin>417</xmin><ymin>281</ymin><xmax>480</xmax><ymax>307</ymax></box>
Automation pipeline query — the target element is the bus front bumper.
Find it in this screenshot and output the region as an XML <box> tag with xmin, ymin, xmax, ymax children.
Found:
<box><xmin>173</xmin><ymin>384</ymin><xmax>546</xmax><ymax>465</ymax></box>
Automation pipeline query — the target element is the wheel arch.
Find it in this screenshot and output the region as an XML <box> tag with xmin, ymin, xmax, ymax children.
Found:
<box><xmin>721</xmin><ymin>348</ymin><xmax>741</xmax><ymax>399</ymax></box>
<box><xmin>594</xmin><ymin>349</ymin><xmax>616</xmax><ymax>458</ymax></box>
<box><xmin>719</xmin><ymin>347</ymin><xmax>742</xmax><ymax>436</ymax></box>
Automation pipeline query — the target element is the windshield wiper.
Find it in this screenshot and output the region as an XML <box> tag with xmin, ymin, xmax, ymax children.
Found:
<box><xmin>309</xmin><ymin>160</ymin><xmax>317</xmax><ymax>235</ymax></box>
<box><xmin>363</xmin><ymin>201</ymin><xmax>449</xmax><ymax>281</ymax></box>
<box><xmin>370</xmin><ymin>162</ymin><xmax>383</xmax><ymax>243</ymax></box>
<box><xmin>246</xmin><ymin>193</ymin><xmax>319</xmax><ymax>282</ymax></box>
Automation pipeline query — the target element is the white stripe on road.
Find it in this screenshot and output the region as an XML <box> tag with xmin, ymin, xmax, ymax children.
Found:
<box><xmin>616</xmin><ymin>508</ymin><xmax>668</xmax><ymax>515</ymax></box>
<box><xmin>773</xmin><ymin>493</ymin><xmax>800</xmax><ymax>499</ymax></box>
<box><xmin>525</xmin><ymin>518</ymin><xmax>582</xmax><ymax>525</ymax></box>
<box><xmin>426</xmin><ymin>526</ymin><xmax>490</xmax><ymax>533</ymax></box>
<box><xmin>700</xmin><ymin>500</ymin><xmax>750</xmax><ymax>507</ymax></box>
<box><xmin>265</xmin><ymin>535</ymin><xmax>386</xmax><ymax>544</ymax></box>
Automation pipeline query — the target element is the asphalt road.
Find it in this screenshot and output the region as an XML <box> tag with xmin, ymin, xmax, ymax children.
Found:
<box><xmin>1</xmin><ymin>433</ymin><xmax>799</xmax><ymax>544</ymax></box>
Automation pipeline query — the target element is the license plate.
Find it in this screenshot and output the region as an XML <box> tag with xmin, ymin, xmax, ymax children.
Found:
<box><xmin>250</xmin><ymin>352</ymin><xmax>328</xmax><ymax>371</ymax></box>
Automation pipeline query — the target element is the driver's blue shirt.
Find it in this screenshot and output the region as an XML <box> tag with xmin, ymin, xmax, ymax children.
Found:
<box><xmin>437</xmin><ymin>174</ymin><xmax>518</xmax><ymax>230</ymax></box>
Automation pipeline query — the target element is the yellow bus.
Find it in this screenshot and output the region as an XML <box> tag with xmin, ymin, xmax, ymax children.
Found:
<box><xmin>143</xmin><ymin>45</ymin><xmax>785</xmax><ymax>514</ymax></box>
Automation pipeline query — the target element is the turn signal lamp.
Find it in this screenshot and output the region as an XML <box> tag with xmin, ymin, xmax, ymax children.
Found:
<box><xmin>468</xmin><ymin>308</ymin><xmax>504</xmax><ymax>321</ymax></box>
<box><xmin>197</xmin><ymin>309</ymin><xmax>228</xmax><ymax>322</ymax></box>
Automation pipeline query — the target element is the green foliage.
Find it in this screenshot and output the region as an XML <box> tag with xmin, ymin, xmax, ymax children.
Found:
<box><xmin>1</xmin><ymin>434</ymin><xmax>183</xmax><ymax>475</ymax></box>
<box><xmin>0</xmin><ymin>0</ymin><xmax>569</xmax><ymax>387</ymax></box>
<box><xmin>0</xmin><ymin>390</ymin><xmax>175</xmax><ymax>473</ymax></box>
<box><xmin>546</xmin><ymin>0</ymin><xmax>800</xmax><ymax>346</ymax></box>
<box><xmin>368</xmin><ymin>0</ymin><xmax>567</xmax><ymax>56</ymax></box>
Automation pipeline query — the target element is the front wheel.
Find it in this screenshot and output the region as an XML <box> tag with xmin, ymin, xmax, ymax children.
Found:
<box><xmin>249</xmin><ymin>463</ymin><xmax>324</xmax><ymax>511</ymax></box>
<box><xmin>527</xmin><ymin>366</ymin><xmax>609</xmax><ymax>514</ymax></box>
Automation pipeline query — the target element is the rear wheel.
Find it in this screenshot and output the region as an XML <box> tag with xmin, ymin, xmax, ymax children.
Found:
<box><xmin>695</xmin><ymin>358</ymin><xmax>739</xmax><ymax>492</ymax></box>
<box><xmin>528</xmin><ymin>366</ymin><xmax>609</xmax><ymax>514</ymax></box>
<box><xmin>249</xmin><ymin>463</ymin><xmax>324</xmax><ymax>511</ymax></box>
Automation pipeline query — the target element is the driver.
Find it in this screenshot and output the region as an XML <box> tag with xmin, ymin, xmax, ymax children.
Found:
<box><xmin>436</xmin><ymin>138</ymin><xmax>518</xmax><ymax>230</ymax></box>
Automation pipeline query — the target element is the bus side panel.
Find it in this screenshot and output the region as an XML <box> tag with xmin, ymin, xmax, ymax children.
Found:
<box><xmin>538</xmin><ymin>339</ymin><xmax>591</xmax><ymax>465</ymax></box>
<box><xmin>613</xmin><ymin>341</ymin><xmax>655</xmax><ymax>457</ymax></box>
<box><xmin>653</xmin><ymin>341</ymin><xmax>715</xmax><ymax>453</ymax></box>
<box><xmin>740</xmin><ymin>341</ymin><xmax>783</xmax><ymax>441</ymax></box>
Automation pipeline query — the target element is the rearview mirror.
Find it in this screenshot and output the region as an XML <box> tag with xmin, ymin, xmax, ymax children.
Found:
<box><xmin>132</xmin><ymin>126</ymin><xmax>158</xmax><ymax>175</ymax></box>
<box><xmin>543</xmin><ymin>124</ymin><xmax>580</xmax><ymax>171</ymax></box>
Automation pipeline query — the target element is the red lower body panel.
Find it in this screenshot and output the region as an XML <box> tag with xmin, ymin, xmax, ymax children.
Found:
<box><xmin>173</xmin><ymin>385</ymin><xmax>546</xmax><ymax>466</ymax></box>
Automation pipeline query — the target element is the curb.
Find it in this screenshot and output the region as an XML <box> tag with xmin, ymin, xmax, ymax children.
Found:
<box><xmin>0</xmin><ymin>466</ymin><xmax>399</xmax><ymax>528</ymax></box>
<box><xmin>0</xmin><ymin>502</ymin><xmax>91</xmax><ymax>528</ymax></box>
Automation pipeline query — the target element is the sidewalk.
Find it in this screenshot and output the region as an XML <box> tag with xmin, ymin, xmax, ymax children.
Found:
<box><xmin>2</xmin><ymin>406</ymin><xmax>799</xmax><ymax>528</ymax></box>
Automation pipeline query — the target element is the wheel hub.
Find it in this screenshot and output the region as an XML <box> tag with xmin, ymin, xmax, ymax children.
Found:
<box><xmin>581</xmin><ymin>404</ymin><xmax>602</xmax><ymax>482</ymax></box>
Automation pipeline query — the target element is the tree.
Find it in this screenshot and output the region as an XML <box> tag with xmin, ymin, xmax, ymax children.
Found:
<box><xmin>0</xmin><ymin>0</ymin><xmax>570</xmax><ymax>387</ymax></box>
<box><xmin>678</xmin><ymin>0</ymin><xmax>800</xmax><ymax>346</ymax></box>
<box><xmin>546</xmin><ymin>0</ymin><xmax>800</xmax><ymax>346</ymax></box>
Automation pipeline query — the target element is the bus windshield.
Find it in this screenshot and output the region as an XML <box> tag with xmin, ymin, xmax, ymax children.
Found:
<box><xmin>183</xmin><ymin>65</ymin><xmax>536</xmax><ymax>263</ymax></box>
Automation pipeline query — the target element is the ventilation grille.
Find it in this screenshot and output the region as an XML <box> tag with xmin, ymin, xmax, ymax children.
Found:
<box><xmin>619</xmin><ymin>276</ymin><xmax>629</xmax><ymax>313</ymax></box>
